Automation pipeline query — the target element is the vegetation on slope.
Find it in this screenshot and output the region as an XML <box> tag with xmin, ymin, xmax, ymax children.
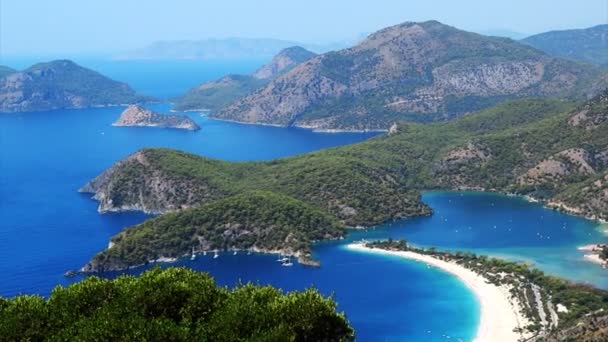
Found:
<box><xmin>522</xmin><ymin>24</ymin><xmax>608</xmax><ymax>68</ymax></box>
<box><xmin>83</xmin><ymin>93</ymin><xmax>608</xmax><ymax>269</ymax></box>
<box><xmin>0</xmin><ymin>267</ymin><xmax>354</xmax><ymax>341</ymax></box>
<box><xmin>172</xmin><ymin>75</ymin><xmax>267</xmax><ymax>112</ymax></box>
<box><xmin>84</xmin><ymin>191</ymin><xmax>345</xmax><ymax>272</ymax></box>
<box><xmin>173</xmin><ymin>46</ymin><xmax>316</xmax><ymax>112</ymax></box>
<box><xmin>0</xmin><ymin>60</ymin><xmax>153</xmax><ymax>113</ymax></box>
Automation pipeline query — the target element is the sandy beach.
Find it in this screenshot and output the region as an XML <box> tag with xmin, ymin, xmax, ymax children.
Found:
<box><xmin>346</xmin><ymin>243</ymin><xmax>530</xmax><ymax>342</ymax></box>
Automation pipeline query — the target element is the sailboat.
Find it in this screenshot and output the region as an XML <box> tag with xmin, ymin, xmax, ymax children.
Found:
<box><xmin>281</xmin><ymin>257</ymin><xmax>293</xmax><ymax>267</ymax></box>
<box><xmin>190</xmin><ymin>247</ymin><xmax>197</xmax><ymax>261</ymax></box>
<box><xmin>213</xmin><ymin>249</ymin><xmax>219</xmax><ymax>259</ymax></box>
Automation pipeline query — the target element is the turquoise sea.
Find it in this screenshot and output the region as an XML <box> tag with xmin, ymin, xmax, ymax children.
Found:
<box><xmin>1</xmin><ymin>58</ymin><xmax>607</xmax><ymax>341</ymax></box>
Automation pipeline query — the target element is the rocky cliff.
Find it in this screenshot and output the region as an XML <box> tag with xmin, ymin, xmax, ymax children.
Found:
<box><xmin>0</xmin><ymin>60</ymin><xmax>152</xmax><ymax>113</ymax></box>
<box><xmin>214</xmin><ymin>21</ymin><xmax>606</xmax><ymax>130</ymax></box>
<box><xmin>114</xmin><ymin>105</ymin><xmax>199</xmax><ymax>130</ymax></box>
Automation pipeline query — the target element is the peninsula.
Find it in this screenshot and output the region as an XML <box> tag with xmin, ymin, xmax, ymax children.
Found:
<box><xmin>113</xmin><ymin>105</ymin><xmax>200</xmax><ymax>130</ymax></box>
<box><xmin>81</xmin><ymin>90</ymin><xmax>608</xmax><ymax>271</ymax></box>
<box><xmin>355</xmin><ymin>239</ymin><xmax>608</xmax><ymax>341</ymax></box>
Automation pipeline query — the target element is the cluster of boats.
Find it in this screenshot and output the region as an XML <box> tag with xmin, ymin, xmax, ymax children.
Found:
<box><xmin>277</xmin><ymin>255</ymin><xmax>293</xmax><ymax>267</ymax></box>
<box><xmin>189</xmin><ymin>248</ymin><xmax>292</xmax><ymax>266</ymax></box>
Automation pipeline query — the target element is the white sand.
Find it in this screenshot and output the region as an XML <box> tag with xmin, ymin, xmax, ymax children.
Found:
<box><xmin>346</xmin><ymin>243</ymin><xmax>530</xmax><ymax>342</ymax></box>
<box><xmin>584</xmin><ymin>253</ymin><xmax>605</xmax><ymax>265</ymax></box>
<box><xmin>578</xmin><ymin>244</ymin><xmax>600</xmax><ymax>251</ymax></box>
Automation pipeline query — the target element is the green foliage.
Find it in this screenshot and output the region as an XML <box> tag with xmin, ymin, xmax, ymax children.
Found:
<box><xmin>87</xmin><ymin>94</ymin><xmax>608</xmax><ymax>269</ymax></box>
<box><xmin>0</xmin><ymin>267</ymin><xmax>354</xmax><ymax>341</ymax></box>
<box><xmin>88</xmin><ymin>191</ymin><xmax>345</xmax><ymax>271</ymax></box>
<box><xmin>172</xmin><ymin>75</ymin><xmax>267</xmax><ymax>111</ymax></box>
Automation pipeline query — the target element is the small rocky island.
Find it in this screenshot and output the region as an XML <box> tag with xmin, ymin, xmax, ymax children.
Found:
<box><xmin>113</xmin><ymin>105</ymin><xmax>200</xmax><ymax>131</ymax></box>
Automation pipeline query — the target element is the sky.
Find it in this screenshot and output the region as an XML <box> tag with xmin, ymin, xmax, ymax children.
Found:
<box><xmin>1</xmin><ymin>0</ymin><xmax>606</xmax><ymax>56</ymax></box>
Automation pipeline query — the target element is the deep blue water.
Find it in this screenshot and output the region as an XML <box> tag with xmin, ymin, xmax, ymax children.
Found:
<box><xmin>1</xmin><ymin>59</ymin><xmax>607</xmax><ymax>341</ymax></box>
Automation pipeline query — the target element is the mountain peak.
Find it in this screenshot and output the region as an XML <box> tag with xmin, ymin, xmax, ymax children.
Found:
<box><xmin>252</xmin><ymin>46</ymin><xmax>316</xmax><ymax>80</ymax></box>
<box><xmin>214</xmin><ymin>21</ymin><xmax>605</xmax><ymax>130</ymax></box>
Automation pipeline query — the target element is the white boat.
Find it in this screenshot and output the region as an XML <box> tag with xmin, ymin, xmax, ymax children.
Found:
<box><xmin>203</xmin><ymin>251</ymin><xmax>207</xmax><ymax>256</ymax></box>
<box><xmin>233</xmin><ymin>250</ymin><xmax>237</xmax><ymax>255</ymax></box>
<box><xmin>281</xmin><ymin>257</ymin><xmax>293</xmax><ymax>267</ymax></box>
<box><xmin>190</xmin><ymin>248</ymin><xmax>197</xmax><ymax>261</ymax></box>
<box><xmin>213</xmin><ymin>250</ymin><xmax>219</xmax><ymax>259</ymax></box>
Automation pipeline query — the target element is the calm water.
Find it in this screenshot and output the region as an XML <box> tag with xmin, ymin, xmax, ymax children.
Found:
<box><xmin>1</xmin><ymin>59</ymin><xmax>606</xmax><ymax>341</ymax></box>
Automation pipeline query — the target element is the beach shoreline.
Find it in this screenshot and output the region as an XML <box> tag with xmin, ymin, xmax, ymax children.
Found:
<box><xmin>346</xmin><ymin>243</ymin><xmax>530</xmax><ymax>342</ymax></box>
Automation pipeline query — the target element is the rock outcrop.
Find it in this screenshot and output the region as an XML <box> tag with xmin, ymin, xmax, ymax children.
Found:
<box><xmin>113</xmin><ymin>105</ymin><xmax>200</xmax><ymax>130</ymax></box>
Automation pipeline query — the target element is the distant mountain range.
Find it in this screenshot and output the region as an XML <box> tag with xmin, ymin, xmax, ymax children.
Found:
<box><xmin>522</xmin><ymin>24</ymin><xmax>608</xmax><ymax>68</ymax></box>
<box><xmin>0</xmin><ymin>60</ymin><xmax>152</xmax><ymax>113</ymax></box>
<box><xmin>117</xmin><ymin>38</ymin><xmax>354</xmax><ymax>60</ymax></box>
<box><xmin>211</xmin><ymin>21</ymin><xmax>606</xmax><ymax>131</ymax></box>
<box><xmin>172</xmin><ymin>46</ymin><xmax>317</xmax><ymax>111</ymax></box>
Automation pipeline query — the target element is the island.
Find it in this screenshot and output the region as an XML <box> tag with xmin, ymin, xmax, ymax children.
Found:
<box><xmin>0</xmin><ymin>267</ymin><xmax>353</xmax><ymax>341</ymax></box>
<box><xmin>0</xmin><ymin>60</ymin><xmax>153</xmax><ymax>113</ymax></box>
<box><xmin>113</xmin><ymin>105</ymin><xmax>200</xmax><ymax>131</ymax></box>
<box><xmin>356</xmin><ymin>239</ymin><xmax>608</xmax><ymax>341</ymax></box>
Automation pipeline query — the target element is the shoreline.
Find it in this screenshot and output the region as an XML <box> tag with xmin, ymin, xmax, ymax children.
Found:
<box><xmin>204</xmin><ymin>116</ymin><xmax>388</xmax><ymax>133</ymax></box>
<box><xmin>450</xmin><ymin>188</ymin><xmax>608</xmax><ymax>224</ymax></box>
<box><xmin>346</xmin><ymin>243</ymin><xmax>530</xmax><ymax>342</ymax></box>
<box><xmin>578</xmin><ymin>244</ymin><xmax>608</xmax><ymax>267</ymax></box>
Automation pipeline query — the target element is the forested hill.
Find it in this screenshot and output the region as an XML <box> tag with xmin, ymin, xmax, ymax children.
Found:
<box><xmin>82</xmin><ymin>91</ymin><xmax>608</xmax><ymax>270</ymax></box>
<box><xmin>83</xmin><ymin>191</ymin><xmax>345</xmax><ymax>272</ymax></box>
<box><xmin>0</xmin><ymin>60</ymin><xmax>152</xmax><ymax>113</ymax></box>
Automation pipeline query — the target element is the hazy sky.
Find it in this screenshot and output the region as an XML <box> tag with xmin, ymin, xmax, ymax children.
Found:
<box><xmin>1</xmin><ymin>0</ymin><xmax>606</xmax><ymax>55</ymax></box>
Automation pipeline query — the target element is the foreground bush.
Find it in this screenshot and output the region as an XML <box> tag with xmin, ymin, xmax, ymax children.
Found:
<box><xmin>0</xmin><ymin>267</ymin><xmax>354</xmax><ymax>341</ymax></box>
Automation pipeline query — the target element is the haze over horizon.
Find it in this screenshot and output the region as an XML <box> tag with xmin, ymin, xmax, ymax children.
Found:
<box><xmin>1</xmin><ymin>0</ymin><xmax>606</xmax><ymax>57</ymax></box>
